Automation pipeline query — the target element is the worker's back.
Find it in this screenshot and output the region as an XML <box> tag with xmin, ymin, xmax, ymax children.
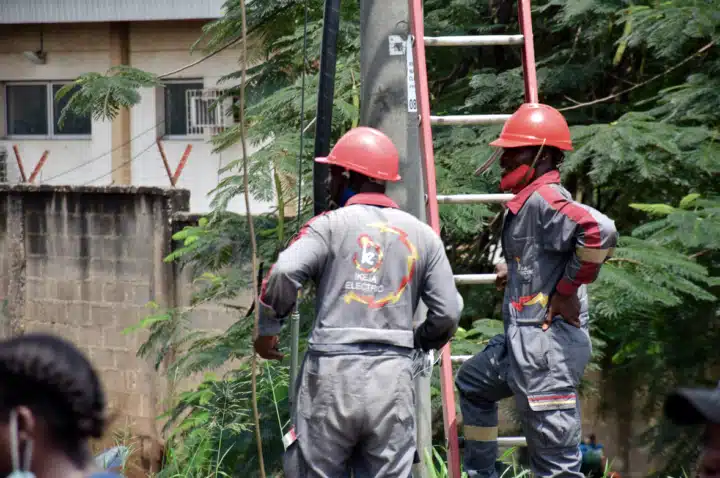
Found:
<box><xmin>298</xmin><ymin>201</ymin><xmax>460</xmax><ymax>351</ymax></box>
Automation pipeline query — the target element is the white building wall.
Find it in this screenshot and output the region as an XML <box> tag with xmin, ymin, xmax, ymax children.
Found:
<box><xmin>128</xmin><ymin>21</ymin><xmax>271</xmax><ymax>214</ymax></box>
<box><xmin>0</xmin><ymin>22</ymin><xmax>275</xmax><ymax>215</ymax></box>
<box><xmin>0</xmin><ymin>24</ymin><xmax>112</xmax><ymax>186</ymax></box>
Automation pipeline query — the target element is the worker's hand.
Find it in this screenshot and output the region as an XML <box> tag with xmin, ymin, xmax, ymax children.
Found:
<box><xmin>254</xmin><ymin>335</ymin><xmax>284</xmax><ymax>360</ymax></box>
<box><xmin>543</xmin><ymin>293</ymin><xmax>581</xmax><ymax>331</ymax></box>
<box><xmin>494</xmin><ymin>262</ymin><xmax>508</xmax><ymax>291</ymax></box>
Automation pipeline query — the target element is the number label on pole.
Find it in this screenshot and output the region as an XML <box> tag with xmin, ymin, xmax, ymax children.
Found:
<box><xmin>406</xmin><ymin>35</ymin><xmax>417</xmax><ymax>113</ymax></box>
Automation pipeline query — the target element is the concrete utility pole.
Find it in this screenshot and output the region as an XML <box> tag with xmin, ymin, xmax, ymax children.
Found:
<box><xmin>359</xmin><ymin>1</ymin><xmax>430</xmax><ymax>477</ymax></box>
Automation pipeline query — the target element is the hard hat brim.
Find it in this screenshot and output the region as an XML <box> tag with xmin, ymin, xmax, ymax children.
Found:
<box><xmin>489</xmin><ymin>138</ymin><xmax>574</xmax><ymax>151</ymax></box>
<box><xmin>314</xmin><ymin>157</ymin><xmax>402</xmax><ymax>182</ymax></box>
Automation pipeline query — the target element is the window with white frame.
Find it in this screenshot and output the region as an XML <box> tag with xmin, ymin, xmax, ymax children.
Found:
<box><xmin>163</xmin><ymin>80</ymin><xmax>204</xmax><ymax>137</ymax></box>
<box><xmin>5</xmin><ymin>82</ymin><xmax>91</xmax><ymax>137</ymax></box>
<box><xmin>160</xmin><ymin>80</ymin><xmax>233</xmax><ymax>137</ymax></box>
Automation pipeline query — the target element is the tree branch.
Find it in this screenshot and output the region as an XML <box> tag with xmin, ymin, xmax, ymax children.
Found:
<box><xmin>559</xmin><ymin>41</ymin><xmax>715</xmax><ymax>112</ymax></box>
<box><xmin>238</xmin><ymin>0</ymin><xmax>267</xmax><ymax>475</ymax></box>
<box><xmin>608</xmin><ymin>258</ymin><xmax>642</xmax><ymax>265</ymax></box>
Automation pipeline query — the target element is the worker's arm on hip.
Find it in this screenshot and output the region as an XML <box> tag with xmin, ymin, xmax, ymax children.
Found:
<box><xmin>258</xmin><ymin>214</ymin><xmax>331</xmax><ymax>336</ymax></box>
<box><xmin>414</xmin><ymin>235</ymin><xmax>463</xmax><ymax>351</ymax></box>
<box><xmin>537</xmin><ymin>188</ymin><xmax>619</xmax><ymax>297</ymax></box>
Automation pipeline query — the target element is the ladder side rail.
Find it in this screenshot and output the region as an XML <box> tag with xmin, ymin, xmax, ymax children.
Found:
<box><xmin>408</xmin><ymin>1</ymin><xmax>462</xmax><ymax>477</ymax></box>
<box><xmin>409</xmin><ymin>12</ymin><xmax>440</xmax><ymax>232</ymax></box>
<box><xmin>518</xmin><ymin>0</ymin><xmax>539</xmax><ymax>103</ymax></box>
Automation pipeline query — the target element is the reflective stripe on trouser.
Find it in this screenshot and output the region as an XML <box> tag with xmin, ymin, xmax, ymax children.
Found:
<box><xmin>283</xmin><ymin>351</ymin><xmax>416</xmax><ymax>478</ymax></box>
<box><xmin>457</xmin><ymin>318</ymin><xmax>592</xmax><ymax>478</ymax></box>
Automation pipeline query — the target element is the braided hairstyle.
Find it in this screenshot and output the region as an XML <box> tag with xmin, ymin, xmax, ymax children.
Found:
<box><xmin>0</xmin><ymin>333</ymin><xmax>106</xmax><ymax>467</ymax></box>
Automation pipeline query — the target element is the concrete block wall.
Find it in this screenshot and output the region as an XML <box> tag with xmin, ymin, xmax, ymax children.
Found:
<box><xmin>0</xmin><ymin>184</ymin><xmax>192</xmax><ymax>437</ymax></box>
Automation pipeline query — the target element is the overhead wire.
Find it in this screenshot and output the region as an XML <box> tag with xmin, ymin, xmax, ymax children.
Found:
<box><xmin>37</xmin><ymin>31</ymin><xmax>246</xmax><ymax>184</ymax></box>
<box><xmin>33</xmin><ymin>12</ymin><xmax>320</xmax><ymax>186</ymax></box>
<box><xmin>157</xmin><ymin>40</ymin><xmax>240</xmax><ymax>80</ymax></box>
<box><xmin>40</xmin><ymin>121</ymin><xmax>165</xmax><ymax>183</ymax></box>
<box><xmin>297</xmin><ymin>0</ymin><xmax>310</xmax><ymax>228</ymax></box>
<box><xmin>154</xmin><ymin>2</ymin><xmax>305</xmax><ymax>80</ymax></box>
<box><xmin>287</xmin><ymin>0</ymin><xmax>311</xmax><ymax>413</ymax></box>
<box><xmin>82</xmin><ymin>139</ymin><xmax>158</xmax><ymax>185</ymax></box>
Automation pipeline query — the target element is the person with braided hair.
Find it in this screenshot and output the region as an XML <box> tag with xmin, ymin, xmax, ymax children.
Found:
<box><xmin>0</xmin><ymin>333</ymin><xmax>120</xmax><ymax>478</ymax></box>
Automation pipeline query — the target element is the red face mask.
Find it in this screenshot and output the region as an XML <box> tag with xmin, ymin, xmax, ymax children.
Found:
<box><xmin>500</xmin><ymin>164</ymin><xmax>536</xmax><ymax>194</ymax></box>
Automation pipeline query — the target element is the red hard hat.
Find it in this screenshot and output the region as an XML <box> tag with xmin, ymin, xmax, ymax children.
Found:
<box><xmin>489</xmin><ymin>103</ymin><xmax>573</xmax><ymax>151</ymax></box>
<box><xmin>315</xmin><ymin>126</ymin><xmax>401</xmax><ymax>182</ymax></box>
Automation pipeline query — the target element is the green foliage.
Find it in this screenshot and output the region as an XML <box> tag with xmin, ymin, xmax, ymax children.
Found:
<box><xmin>67</xmin><ymin>0</ymin><xmax>720</xmax><ymax>474</ymax></box>
<box><xmin>156</xmin><ymin>364</ymin><xmax>290</xmax><ymax>478</ymax></box>
<box><xmin>54</xmin><ymin>66</ymin><xmax>161</xmax><ymax>126</ymax></box>
<box><xmin>590</xmin><ymin>196</ymin><xmax>719</xmax><ymax>472</ymax></box>
<box><xmin>123</xmin><ymin>291</ymin><xmax>311</xmax><ymax>476</ymax></box>
<box><xmin>425</xmin><ymin>445</ymin><xmax>532</xmax><ymax>478</ymax></box>
<box><xmin>166</xmin><ymin>212</ymin><xmax>280</xmax><ymax>305</ymax></box>
<box><xmin>420</xmin><ymin>0</ymin><xmax>719</xmax><ymax>472</ymax></box>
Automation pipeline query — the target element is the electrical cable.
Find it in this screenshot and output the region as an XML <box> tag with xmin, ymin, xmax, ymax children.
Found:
<box><xmin>42</xmin><ymin>5</ymin><xmax>308</xmax><ymax>184</ymax></box>
<box><xmin>297</xmin><ymin>0</ymin><xmax>309</xmax><ymax>228</ymax></box>
<box><xmin>288</xmin><ymin>0</ymin><xmax>311</xmax><ymax>413</ymax></box>
<box><xmin>81</xmin><ymin>139</ymin><xmax>158</xmax><ymax>185</ymax></box>
<box><xmin>155</xmin><ymin>3</ymin><xmax>305</xmax><ymax>80</ymax></box>
<box><xmin>40</xmin><ymin>121</ymin><xmax>165</xmax><ymax>183</ymax></box>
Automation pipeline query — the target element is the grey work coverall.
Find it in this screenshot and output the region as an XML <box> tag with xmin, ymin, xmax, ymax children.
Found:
<box><xmin>258</xmin><ymin>192</ymin><xmax>463</xmax><ymax>478</ymax></box>
<box><xmin>456</xmin><ymin>171</ymin><xmax>618</xmax><ymax>478</ymax></box>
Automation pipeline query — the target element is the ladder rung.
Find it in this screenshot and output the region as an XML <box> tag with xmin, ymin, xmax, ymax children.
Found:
<box><xmin>458</xmin><ymin>435</ymin><xmax>528</xmax><ymax>447</ymax></box>
<box><xmin>430</xmin><ymin>114</ymin><xmax>511</xmax><ymax>126</ymax></box>
<box><xmin>454</xmin><ymin>274</ymin><xmax>496</xmax><ymax>285</ymax></box>
<box><xmin>498</xmin><ymin>437</ymin><xmax>528</xmax><ymax>447</ymax></box>
<box><xmin>424</xmin><ymin>35</ymin><xmax>525</xmax><ymax>47</ymax></box>
<box><xmin>451</xmin><ymin>355</ymin><xmax>472</xmax><ymax>364</ymax></box>
<box><xmin>437</xmin><ymin>194</ymin><xmax>514</xmax><ymax>204</ymax></box>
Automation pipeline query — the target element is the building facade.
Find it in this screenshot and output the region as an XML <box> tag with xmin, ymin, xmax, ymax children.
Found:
<box><xmin>0</xmin><ymin>0</ymin><xmax>275</xmax><ymax>214</ymax></box>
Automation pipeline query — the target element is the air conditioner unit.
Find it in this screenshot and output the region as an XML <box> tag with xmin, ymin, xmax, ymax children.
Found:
<box><xmin>186</xmin><ymin>88</ymin><xmax>230</xmax><ymax>136</ymax></box>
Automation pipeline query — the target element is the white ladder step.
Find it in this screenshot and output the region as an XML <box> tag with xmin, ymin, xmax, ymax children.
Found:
<box><xmin>458</xmin><ymin>435</ymin><xmax>528</xmax><ymax>447</ymax></box>
<box><xmin>430</xmin><ymin>114</ymin><xmax>511</xmax><ymax>126</ymax></box>
<box><xmin>424</xmin><ymin>35</ymin><xmax>525</xmax><ymax>47</ymax></box>
<box><xmin>437</xmin><ymin>194</ymin><xmax>514</xmax><ymax>204</ymax></box>
<box><xmin>450</xmin><ymin>355</ymin><xmax>472</xmax><ymax>364</ymax></box>
<box><xmin>498</xmin><ymin>437</ymin><xmax>528</xmax><ymax>447</ymax></box>
<box><xmin>454</xmin><ymin>274</ymin><xmax>496</xmax><ymax>285</ymax></box>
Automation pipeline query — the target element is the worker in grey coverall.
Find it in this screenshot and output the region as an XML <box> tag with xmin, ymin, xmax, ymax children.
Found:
<box><xmin>456</xmin><ymin>104</ymin><xmax>619</xmax><ymax>478</ymax></box>
<box><xmin>254</xmin><ymin>126</ymin><xmax>463</xmax><ymax>478</ymax></box>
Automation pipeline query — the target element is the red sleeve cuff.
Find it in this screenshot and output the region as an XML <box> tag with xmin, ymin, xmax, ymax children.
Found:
<box><xmin>556</xmin><ymin>277</ymin><xmax>579</xmax><ymax>296</ymax></box>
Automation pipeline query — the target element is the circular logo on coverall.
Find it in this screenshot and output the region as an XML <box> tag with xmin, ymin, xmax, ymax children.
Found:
<box><xmin>343</xmin><ymin>223</ymin><xmax>419</xmax><ymax>309</ymax></box>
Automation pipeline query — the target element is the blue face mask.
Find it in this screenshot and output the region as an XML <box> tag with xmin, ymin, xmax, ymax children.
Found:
<box><xmin>339</xmin><ymin>187</ymin><xmax>356</xmax><ymax>207</ymax></box>
<box><xmin>7</xmin><ymin>409</ymin><xmax>35</xmax><ymax>478</ymax></box>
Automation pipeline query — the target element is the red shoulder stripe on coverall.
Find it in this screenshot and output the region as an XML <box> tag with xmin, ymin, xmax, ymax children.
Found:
<box><xmin>259</xmin><ymin>212</ymin><xmax>331</xmax><ymax>306</ymax></box>
<box><xmin>536</xmin><ymin>186</ymin><xmax>603</xmax><ymax>296</ymax></box>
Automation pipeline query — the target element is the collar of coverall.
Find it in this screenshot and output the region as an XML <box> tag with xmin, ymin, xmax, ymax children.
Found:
<box><xmin>345</xmin><ymin>192</ymin><xmax>399</xmax><ymax>209</ymax></box>
<box><xmin>505</xmin><ymin>170</ymin><xmax>561</xmax><ymax>215</ymax></box>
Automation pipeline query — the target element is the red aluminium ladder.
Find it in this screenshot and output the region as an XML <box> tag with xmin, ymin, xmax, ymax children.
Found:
<box><xmin>407</xmin><ymin>0</ymin><xmax>539</xmax><ymax>476</ymax></box>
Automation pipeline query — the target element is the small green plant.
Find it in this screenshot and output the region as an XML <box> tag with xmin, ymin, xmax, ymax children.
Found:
<box><xmin>154</xmin><ymin>363</ymin><xmax>289</xmax><ymax>478</ymax></box>
<box><xmin>425</xmin><ymin>446</ymin><xmax>531</xmax><ymax>478</ymax></box>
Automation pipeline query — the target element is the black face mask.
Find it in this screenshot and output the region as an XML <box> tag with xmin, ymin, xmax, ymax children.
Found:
<box><xmin>327</xmin><ymin>167</ymin><xmax>350</xmax><ymax>210</ymax></box>
<box><xmin>338</xmin><ymin>187</ymin><xmax>356</xmax><ymax>207</ymax></box>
